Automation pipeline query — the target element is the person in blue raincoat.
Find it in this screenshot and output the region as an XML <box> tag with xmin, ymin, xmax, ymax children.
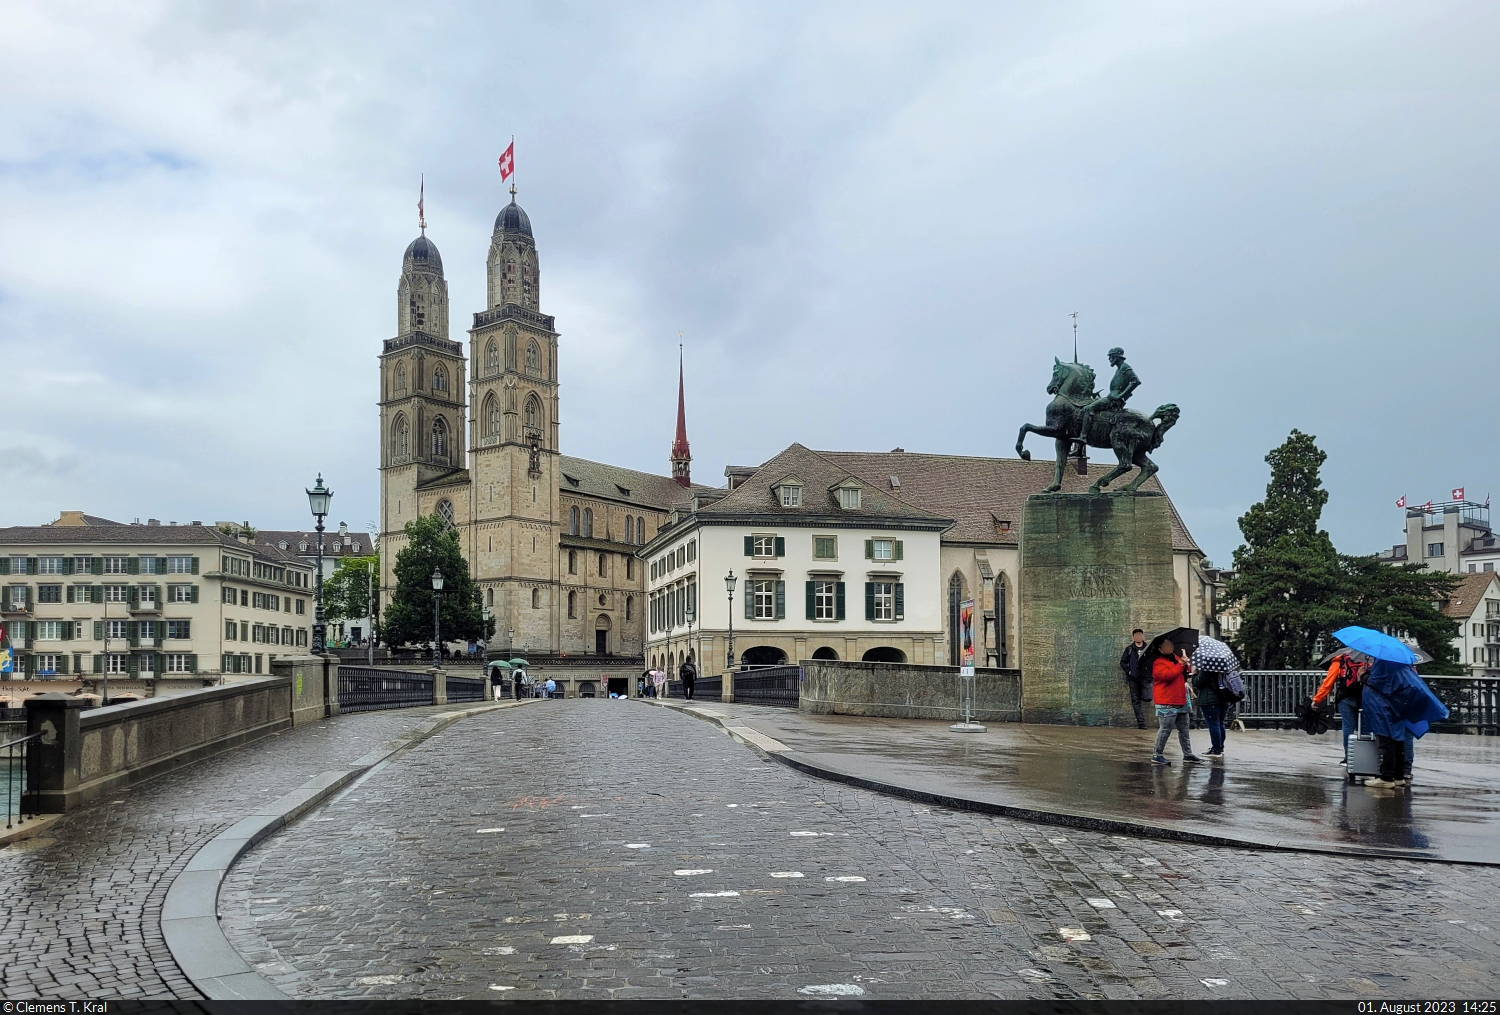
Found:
<box><xmin>1360</xmin><ymin>659</ymin><xmax>1448</xmax><ymax>787</ymax></box>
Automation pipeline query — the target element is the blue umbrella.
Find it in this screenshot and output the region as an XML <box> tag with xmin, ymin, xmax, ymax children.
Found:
<box><xmin>1331</xmin><ymin>626</ymin><xmax>1420</xmax><ymax>665</ymax></box>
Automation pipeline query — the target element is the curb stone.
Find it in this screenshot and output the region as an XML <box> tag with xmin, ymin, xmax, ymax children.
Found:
<box><xmin>162</xmin><ymin>700</ymin><xmax>531</xmax><ymax>999</ymax></box>
<box><xmin>636</xmin><ymin>698</ymin><xmax>1490</xmax><ymax>868</ymax></box>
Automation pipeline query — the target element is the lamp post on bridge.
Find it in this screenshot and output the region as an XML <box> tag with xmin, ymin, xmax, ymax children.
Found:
<box><xmin>430</xmin><ymin>569</ymin><xmax>444</xmax><ymax>670</ymax></box>
<box><xmin>305</xmin><ymin>475</ymin><xmax>332</xmax><ymax>653</ymax></box>
<box><xmin>724</xmin><ymin>570</ymin><xmax>737</xmax><ymax>673</ymax></box>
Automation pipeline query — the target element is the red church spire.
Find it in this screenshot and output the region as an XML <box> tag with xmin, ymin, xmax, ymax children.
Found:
<box><xmin>671</xmin><ymin>344</ymin><xmax>692</xmax><ymax>488</ymax></box>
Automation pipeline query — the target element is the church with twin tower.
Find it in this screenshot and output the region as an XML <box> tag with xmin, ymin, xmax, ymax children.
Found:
<box><xmin>377</xmin><ymin>184</ymin><xmax>698</xmax><ymax>659</ymax></box>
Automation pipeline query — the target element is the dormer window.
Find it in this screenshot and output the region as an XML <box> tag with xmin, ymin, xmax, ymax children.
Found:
<box><xmin>837</xmin><ymin>482</ymin><xmax>862</xmax><ymax>510</ymax></box>
<box><xmin>778</xmin><ymin>483</ymin><xmax>802</xmax><ymax>508</ymax></box>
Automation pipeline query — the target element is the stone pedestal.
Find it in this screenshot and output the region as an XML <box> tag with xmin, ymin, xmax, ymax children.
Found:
<box><xmin>1019</xmin><ymin>492</ymin><xmax>1179</xmax><ymax>725</ymax></box>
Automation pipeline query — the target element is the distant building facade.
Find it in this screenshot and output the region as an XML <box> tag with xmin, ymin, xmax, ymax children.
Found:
<box><xmin>1440</xmin><ymin>571</ymin><xmax>1500</xmax><ymax>677</ymax></box>
<box><xmin>1378</xmin><ymin>499</ymin><xmax>1496</xmax><ymax>574</ymax></box>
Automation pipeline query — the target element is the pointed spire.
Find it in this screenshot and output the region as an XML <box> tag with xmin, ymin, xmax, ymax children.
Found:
<box><xmin>671</xmin><ymin>340</ymin><xmax>692</xmax><ymax>488</ymax></box>
<box><xmin>418</xmin><ymin>174</ymin><xmax>426</xmax><ymax>234</ymax></box>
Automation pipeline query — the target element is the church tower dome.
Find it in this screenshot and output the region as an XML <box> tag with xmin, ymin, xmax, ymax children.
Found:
<box><xmin>403</xmin><ymin>234</ymin><xmax>444</xmax><ymax>273</ymax></box>
<box><xmin>486</xmin><ymin>185</ymin><xmax>539</xmax><ymax>310</ymax></box>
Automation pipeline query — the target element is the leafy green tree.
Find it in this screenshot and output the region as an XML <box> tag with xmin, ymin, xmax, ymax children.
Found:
<box><xmin>1340</xmin><ymin>556</ymin><xmax>1462</xmax><ymax>674</ymax></box>
<box><xmin>323</xmin><ymin>553</ymin><xmax>378</xmax><ymax>629</ymax></box>
<box><xmin>1226</xmin><ymin>430</ymin><xmax>1350</xmax><ymax>668</ymax></box>
<box><xmin>383</xmin><ymin>515</ymin><xmax>492</xmax><ymax>649</ymax></box>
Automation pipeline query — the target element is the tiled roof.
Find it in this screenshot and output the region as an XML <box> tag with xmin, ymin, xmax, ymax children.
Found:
<box><xmin>557</xmin><ymin>456</ymin><xmax>702</xmax><ymax>510</ymax></box>
<box><xmin>816</xmin><ymin>450</ymin><xmax>1202</xmax><ymax>553</ymax></box>
<box><xmin>695</xmin><ymin>444</ymin><xmax>951</xmax><ymax>529</ymax></box>
<box><xmin>1441</xmin><ymin>571</ymin><xmax>1500</xmax><ymax>619</ymax></box>
<box><xmin>0</xmin><ymin>524</ymin><xmax>311</xmax><ymax>568</ymax></box>
<box><xmin>255</xmin><ymin>530</ymin><xmax>373</xmax><ymax>558</ymax></box>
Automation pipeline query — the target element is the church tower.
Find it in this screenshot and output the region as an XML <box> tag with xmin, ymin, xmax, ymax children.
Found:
<box><xmin>670</xmin><ymin>351</ymin><xmax>692</xmax><ymax>487</ymax></box>
<box><xmin>467</xmin><ymin>184</ymin><xmax>562</xmax><ymax>653</ymax></box>
<box><xmin>379</xmin><ymin>215</ymin><xmax>468</xmax><ymax>601</ymax></box>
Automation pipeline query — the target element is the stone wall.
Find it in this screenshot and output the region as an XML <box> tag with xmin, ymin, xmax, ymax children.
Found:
<box><xmin>799</xmin><ymin>659</ymin><xmax>1022</xmax><ymax>722</ymax></box>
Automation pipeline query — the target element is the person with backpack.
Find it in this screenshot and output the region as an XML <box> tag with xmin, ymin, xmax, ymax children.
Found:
<box><xmin>1313</xmin><ymin>654</ymin><xmax>1366</xmax><ymax>767</ymax></box>
<box><xmin>1189</xmin><ymin>635</ymin><xmax>1244</xmax><ymax>757</ymax></box>
<box><xmin>1118</xmin><ymin>629</ymin><xmax>1151</xmax><ymax>729</ymax></box>
<box><xmin>679</xmin><ymin>656</ymin><xmax>698</xmax><ymax>701</ymax></box>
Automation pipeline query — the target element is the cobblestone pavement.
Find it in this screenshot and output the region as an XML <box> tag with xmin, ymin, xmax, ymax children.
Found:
<box><xmin>221</xmin><ymin>701</ymin><xmax>1500</xmax><ymax>1001</ymax></box>
<box><xmin>0</xmin><ymin>704</ymin><xmax>482</xmax><ymax>999</ymax></box>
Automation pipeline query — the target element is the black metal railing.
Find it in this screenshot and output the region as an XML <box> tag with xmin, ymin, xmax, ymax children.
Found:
<box><xmin>337</xmin><ymin>666</ymin><xmax>434</xmax><ymax>713</ymax></box>
<box><xmin>667</xmin><ymin>675</ymin><xmax>722</xmax><ymax>702</ymax></box>
<box><xmin>1237</xmin><ymin>671</ymin><xmax>1325</xmax><ymax>725</ymax></box>
<box><xmin>4</xmin><ymin>730</ymin><xmax>40</xmax><ymax>831</ymax></box>
<box><xmin>1424</xmin><ymin>676</ymin><xmax>1500</xmax><ymax>734</ymax></box>
<box><xmin>732</xmin><ymin>665</ymin><xmax>801</xmax><ymax>707</ymax></box>
<box><xmin>447</xmin><ymin>675</ymin><xmax>485</xmax><ymax>704</ymax></box>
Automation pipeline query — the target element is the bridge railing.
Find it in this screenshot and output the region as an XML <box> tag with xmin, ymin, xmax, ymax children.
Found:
<box><xmin>732</xmin><ymin>665</ymin><xmax>802</xmax><ymax>707</ymax></box>
<box><xmin>1236</xmin><ymin>671</ymin><xmax>1325</xmax><ymax>725</ymax></box>
<box><xmin>446</xmin><ymin>674</ymin><xmax>486</xmax><ymax>704</ymax></box>
<box><xmin>1236</xmin><ymin>671</ymin><xmax>1500</xmax><ymax>734</ymax></box>
<box><xmin>4</xmin><ymin>730</ymin><xmax>40</xmax><ymax>830</ymax></box>
<box><xmin>337</xmin><ymin>667</ymin><xmax>433</xmax><ymax>713</ymax></box>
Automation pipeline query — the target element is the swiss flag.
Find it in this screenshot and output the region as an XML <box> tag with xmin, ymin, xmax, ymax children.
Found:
<box><xmin>498</xmin><ymin>142</ymin><xmax>515</xmax><ymax>181</ymax></box>
<box><xmin>1422</xmin><ymin>501</ymin><xmax>1433</xmax><ymax>513</ymax></box>
<box><xmin>1452</xmin><ymin>487</ymin><xmax>1465</xmax><ymax>501</ymax></box>
<box><xmin>1395</xmin><ymin>495</ymin><xmax>1406</xmax><ymax>508</ymax></box>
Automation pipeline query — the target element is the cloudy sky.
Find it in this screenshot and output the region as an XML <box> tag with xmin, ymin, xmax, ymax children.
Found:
<box><xmin>3</xmin><ymin>1</ymin><xmax>1497</xmax><ymax>564</ymax></box>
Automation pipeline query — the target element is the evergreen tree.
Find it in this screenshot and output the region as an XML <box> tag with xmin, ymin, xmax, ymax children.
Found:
<box><xmin>1339</xmin><ymin>556</ymin><xmax>1462</xmax><ymax>674</ymax></box>
<box><xmin>383</xmin><ymin>515</ymin><xmax>492</xmax><ymax>650</ymax></box>
<box><xmin>323</xmin><ymin>553</ymin><xmax>379</xmax><ymax>634</ymax></box>
<box><xmin>1226</xmin><ymin>430</ymin><xmax>1349</xmax><ymax>668</ymax></box>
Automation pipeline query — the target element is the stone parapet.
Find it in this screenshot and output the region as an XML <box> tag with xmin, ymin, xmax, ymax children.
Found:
<box><xmin>799</xmin><ymin>659</ymin><xmax>1021</xmax><ymax>722</ymax></box>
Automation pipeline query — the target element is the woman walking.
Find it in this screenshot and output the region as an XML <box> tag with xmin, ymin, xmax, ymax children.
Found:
<box><xmin>1151</xmin><ymin>637</ymin><xmax>1203</xmax><ymax>766</ymax></box>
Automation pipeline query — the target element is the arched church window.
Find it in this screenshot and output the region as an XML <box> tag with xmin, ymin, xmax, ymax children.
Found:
<box><xmin>598</xmin><ymin>553</ymin><xmax>608</xmax><ymax>577</ymax></box>
<box><xmin>625</xmin><ymin>596</ymin><xmax>633</xmax><ymax>621</ymax></box>
<box><xmin>531</xmin><ymin>587</ymin><xmax>540</xmax><ymax>609</ymax></box>
<box><xmin>524</xmin><ymin>395</ymin><xmax>541</xmax><ymax>431</ymax></box>
<box><xmin>567</xmin><ymin>590</ymin><xmax>577</xmax><ymax>619</ymax></box>
<box><xmin>392</xmin><ymin>414</ymin><xmax>410</xmax><ymax>460</ymax></box>
<box><xmin>568</xmin><ymin>550</ymin><xmax>577</xmax><ymax>574</ymax></box>
<box><xmin>485</xmin><ymin>340</ymin><xmax>499</xmax><ymax>375</ymax></box>
<box><xmin>436</xmin><ymin>499</ymin><xmax>455</xmax><ymax>529</ymax></box>
<box><xmin>394</xmin><ymin>363</ymin><xmax>406</xmax><ymax>394</ymax></box>
<box><xmin>525</xmin><ymin>340</ymin><xmax>541</xmax><ymax>377</ymax></box>
<box><xmin>486</xmin><ymin>588</ymin><xmax>493</xmax><ymax>606</ymax></box>
<box><xmin>433</xmin><ymin>365</ymin><xmax>447</xmax><ymax>393</ymax></box>
<box><xmin>569</xmin><ymin>506</ymin><xmax>579</xmax><ymax>536</ymax></box>
<box><xmin>484</xmin><ymin>395</ymin><xmax>501</xmax><ymax>437</ymax></box>
<box><xmin>431</xmin><ymin>417</ymin><xmax>447</xmax><ymax>461</ymax></box>
<box><xmin>637</xmin><ymin>516</ymin><xmax>646</xmax><ymax>543</ymax></box>
<box><xmin>583</xmin><ymin>508</ymin><xmax>593</xmax><ymax>539</ymax></box>
<box><xmin>624</xmin><ymin>516</ymin><xmax>633</xmax><ymax>543</ymax></box>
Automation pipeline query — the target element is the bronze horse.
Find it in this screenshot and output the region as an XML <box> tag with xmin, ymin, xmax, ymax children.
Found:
<box><xmin>1016</xmin><ymin>358</ymin><xmax>1180</xmax><ymax>495</ymax></box>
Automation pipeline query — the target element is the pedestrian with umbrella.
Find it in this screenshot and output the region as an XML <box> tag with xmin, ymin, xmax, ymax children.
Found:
<box><xmin>1189</xmin><ymin>635</ymin><xmax>1242</xmax><ymax>757</ymax></box>
<box><xmin>1149</xmin><ymin>634</ymin><xmax>1203</xmax><ymax>766</ymax></box>
<box><xmin>1331</xmin><ymin>627</ymin><xmax>1448</xmax><ymax>788</ymax></box>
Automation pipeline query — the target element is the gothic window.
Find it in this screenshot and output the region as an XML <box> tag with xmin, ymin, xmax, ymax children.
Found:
<box><xmin>394</xmin><ymin>363</ymin><xmax>407</xmax><ymax>394</ymax></box>
<box><xmin>624</xmin><ymin>516</ymin><xmax>633</xmax><ymax>543</ymax></box>
<box><xmin>436</xmin><ymin>499</ymin><xmax>455</xmax><ymax>530</ymax></box>
<box><xmin>392</xmin><ymin>414</ymin><xmax>410</xmax><ymax>461</ymax></box>
<box><xmin>431</xmin><ymin>417</ymin><xmax>448</xmax><ymax>461</ymax></box>
<box><xmin>598</xmin><ymin>553</ymin><xmax>608</xmax><ymax>577</ymax></box>
<box><xmin>486</xmin><ymin>588</ymin><xmax>493</xmax><ymax>606</ymax></box>
<box><xmin>569</xmin><ymin>506</ymin><xmax>579</xmax><ymax>535</ymax></box>
<box><xmin>408</xmin><ymin>291</ymin><xmax>425</xmax><ymax>330</ymax></box>
<box><xmin>524</xmin><ymin>394</ymin><xmax>541</xmax><ymax>432</ymax></box>
<box><xmin>625</xmin><ymin>596</ymin><xmax>633</xmax><ymax>621</ymax></box>
<box><xmin>525</xmin><ymin>340</ymin><xmax>541</xmax><ymax>377</ymax></box>
<box><xmin>568</xmin><ymin>550</ymin><xmax>577</xmax><ymax>574</ymax></box>
<box><xmin>506</xmin><ymin>330</ymin><xmax>516</xmax><ymax>370</ymax></box>
<box><xmin>583</xmin><ymin>508</ymin><xmax>593</xmax><ymax>539</ymax></box>
<box><xmin>567</xmin><ymin>590</ymin><xmax>577</xmax><ymax>619</ymax></box>
<box><xmin>626</xmin><ymin>557</ymin><xmax>634</xmax><ymax>579</ymax></box>
<box><xmin>637</xmin><ymin>516</ymin><xmax>646</xmax><ymax>543</ymax></box>
<box><xmin>433</xmin><ymin>365</ymin><xmax>447</xmax><ymax>393</ymax></box>
<box><xmin>415</xmin><ymin>353</ymin><xmax>424</xmax><ymax>391</ymax></box>
<box><xmin>484</xmin><ymin>394</ymin><xmax>501</xmax><ymax>437</ymax></box>
<box><xmin>485</xmin><ymin>340</ymin><xmax>499</xmax><ymax>375</ymax></box>
<box><xmin>531</xmin><ymin>587</ymin><xmax>539</xmax><ymax>609</ymax></box>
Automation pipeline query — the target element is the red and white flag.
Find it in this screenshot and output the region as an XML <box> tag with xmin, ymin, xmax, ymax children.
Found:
<box><xmin>1422</xmin><ymin>501</ymin><xmax>1433</xmax><ymax>513</ymax></box>
<box><xmin>498</xmin><ymin>141</ymin><xmax>515</xmax><ymax>181</ymax></box>
<box><xmin>1395</xmin><ymin>495</ymin><xmax>1406</xmax><ymax>508</ymax></box>
<box><xmin>417</xmin><ymin>174</ymin><xmax>425</xmax><ymax>223</ymax></box>
<box><xmin>1452</xmin><ymin>486</ymin><xmax>1465</xmax><ymax>501</ymax></box>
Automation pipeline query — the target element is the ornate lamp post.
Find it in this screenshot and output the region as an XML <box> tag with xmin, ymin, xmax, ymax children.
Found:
<box><xmin>430</xmin><ymin>568</ymin><xmax>444</xmax><ymax>669</ymax></box>
<box><xmin>507</xmin><ymin>626</ymin><xmax>515</xmax><ymax>654</ymax></box>
<box><xmin>305</xmin><ymin>474</ymin><xmax>332</xmax><ymax>653</ymax></box>
<box><xmin>724</xmin><ymin>570</ymin><xmax>737</xmax><ymax>672</ymax></box>
<box><xmin>684</xmin><ymin>600</ymin><xmax>696</xmax><ymax>677</ymax></box>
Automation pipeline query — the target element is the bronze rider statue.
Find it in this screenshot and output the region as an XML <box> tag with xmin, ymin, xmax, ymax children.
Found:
<box><xmin>1075</xmin><ymin>346</ymin><xmax>1140</xmax><ymax>455</ymax></box>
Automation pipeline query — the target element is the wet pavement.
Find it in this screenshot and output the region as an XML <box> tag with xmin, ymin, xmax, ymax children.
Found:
<box><xmin>709</xmin><ymin>706</ymin><xmax>1500</xmax><ymax>865</ymax></box>
<box><xmin>220</xmin><ymin>700</ymin><xmax>1500</xmax><ymax>1000</ymax></box>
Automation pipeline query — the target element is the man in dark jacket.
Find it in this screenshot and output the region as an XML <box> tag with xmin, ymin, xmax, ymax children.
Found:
<box><xmin>679</xmin><ymin>656</ymin><xmax>697</xmax><ymax>701</ymax></box>
<box><xmin>1119</xmin><ymin>629</ymin><xmax>1150</xmax><ymax>729</ymax></box>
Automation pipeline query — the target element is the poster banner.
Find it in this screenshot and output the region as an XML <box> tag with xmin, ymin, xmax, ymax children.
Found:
<box><xmin>959</xmin><ymin>599</ymin><xmax>975</xmax><ymax>671</ymax></box>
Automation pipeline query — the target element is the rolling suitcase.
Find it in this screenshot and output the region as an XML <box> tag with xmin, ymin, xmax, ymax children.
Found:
<box><xmin>1346</xmin><ymin>706</ymin><xmax>1380</xmax><ymax>783</ymax></box>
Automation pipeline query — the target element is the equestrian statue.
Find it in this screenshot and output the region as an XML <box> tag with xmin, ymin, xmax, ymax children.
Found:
<box><xmin>1015</xmin><ymin>346</ymin><xmax>1180</xmax><ymax>495</ymax></box>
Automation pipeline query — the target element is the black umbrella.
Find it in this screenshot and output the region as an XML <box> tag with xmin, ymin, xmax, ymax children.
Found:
<box><xmin>1146</xmin><ymin>627</ymin><xmax>1199</xmax><ymax>660</ymax></box>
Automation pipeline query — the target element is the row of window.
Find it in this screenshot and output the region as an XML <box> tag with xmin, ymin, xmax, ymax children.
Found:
<box><xmin>0</xmin><ymin>619</ymin><xmax>190</xmax><ymax>646</ymax></box>
<box><xmin>561</xmin><ymin>590</ymin><xmax>636</xmax><ymax>621</ymax></box>
<box><xmin>221</xmin><ymin>586</ymin><xmax>306</xmax><ymax>614</ymax></box>
<box><xmin>4</xmin><ymin>555</ymin><xmax>197</xmax><ymax>576</ymax></box>
<box><xmin>650</xmin><ymin>580</ymin><xmax>905</xmax><ymax>628</ymax></box>
<box><xmin>567</xmin><ymin>506</ymin><xmax>649</xmax><ymax>544</ymax></box>
<box><xmin>650</xmin><ymin>582</ymin><xmax>698</xmax><ymax>633</ymax></box>
<box><xmin>771</xmin><ymin>480</ymin><xmax>863</xmax><ymax>511</ymax></box>
<box><xmin>564</xmin><ymin>549</ymin><xmax>634</xmax><ymax>580</ymax></box>
<box><xmin>10</xmin><ymin>652</ymin><xmax>198</xmax><ymax>676</ymax></box>
<box><xmin>1467</xmin><ymin>562</ymin><xmax>1497</xmax><ymax>572</ymax></box>
<box><xmin>740</xmin><ymin>535</ymin><xmax>902</xmax><ymax>562</ymax></box>
<box><xmin>224</xmin><ymin>620</ymin><xmax>307</xmax><ymax>646</ymax></box>
<box><xmin>652</xmin><ymin>540</ymin><xmax>697</xmax><ymax>580</ymax></box>
<box><xmin>480</xmin><ymin>335</ymin><xmax>545</xmax><ymax>378</ymax></box>
<box><xmin>3</xmin><ymin>584</ymin><xmax>198</xmax><ymax>607</ymax></box>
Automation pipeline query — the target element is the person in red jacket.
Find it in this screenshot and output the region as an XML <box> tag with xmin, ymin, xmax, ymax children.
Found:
<box><xmin>1151</xmin><ymin>637</ymin><xmax>1203</xmax><ymax>766</ymax></box>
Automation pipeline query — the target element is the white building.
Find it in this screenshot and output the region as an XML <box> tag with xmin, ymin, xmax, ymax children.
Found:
<box><xmin>1378</xmin><ymin>498</ymin><xmax>1496</xmax><ymax>574</ymax></box>
<box><xmin>1440</xmin><ymin>571</ymin><xmax>1500</xmax><ymax>677</ymax></box>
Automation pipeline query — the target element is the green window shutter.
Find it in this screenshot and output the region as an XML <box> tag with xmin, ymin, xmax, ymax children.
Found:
<box><xmin>0</xmin><ymin>558</ymin><xmax>9</xmax><ymax>575</ymax></box>
<box><xmin>92</xmin><ymin>559</ymin><xmax>103</xmax><ymax>575</ymax></box>
<box><xmin>865</xmin><ymin>583</ymin><xmax>875</xmax><ymax>621</ymax></box>
<box><xmin>895</xmin><ymin>583</ymin><xmax>905</xmax><ymax>621</ymax></box>
<box><xmin>745</xmin><ymin>588</ymin><xmax>754</xmax><ymax>620</ymax></box>
<box><xmin>744</xmin><ymin>535</ymin><xmax>754</xmax><ymax>556</ymax></box>
<box><xmin>0</xmin><ymin>588</ymin><xmax>9</xmax><ymax>611</ymax></box>
<box><xmin>92</xmin><ymin>587</ymin><xmax>103</xmax><ymax>604</ymax></box>
<box><xmin>127</xmin><ymin>558</ymin><xmax>139</xmax><ymax>575</ymax></box>
<box><xmin>27</xmin><ymin>558</ymin><xmax>38</xmax><ymax>575</ymax></box>
<box><xmin>191</xmin><ymin>557</ymin><xmax>200</xmax><ymax>574</ymax></box>
<box><xmin>27</xmin><ymin>621</ymin><xmax>37</xmax><ymax>641</ymax></box>
<box><xmin>128</xmin><ymin>622</ymin><xmax>138</xmax><ymax>647</ymax></box>
<box><xmin>775</xmin><ymin>581</ymin><xmax>786</xmax><ymax>620</ymax></box>
<box><xmin>63</xmin><ymin>558</ymin><xmax>74</xmax><ymax>575</ymax></box>
<box><xmin>157</xmin><ymin>557</ymin><xmax>168</xmax><ymax>574</ymax></box>
<box><xmin>155</xmin><ymin>652</ymin><xmax>165</xmax><ymax>676</ymax></box>
<box><xmin>894</xmin><ymin>540</ymin><xmax>903</xmax><ymax>561</ymax></box>
<box><xmin>187</xmin><ymin>653</ymin><xmax>197</xmax><ymax>673</ymax></box>
<box><xmin>93</xmin><ymin>654</ymin><xmax>102</xmax><ymax>674</ymax></box>
<box><xmin>806</xmin><ymin>581</ymin><xmax>816</xmax><ymax>621</ymax></box>
<box><xmin>128</xmin><ymin>586</ymin><xmax>139</xmax><ymax>608</ymax></box>
<box><xmin>864</xmin><ymin>539</ymin><xmax>874</xmax><ymax>560</ymax></box>
<box><xmin>126</xmin><ymin>654</ymin><xmax>138</xmax><ymax>676</ymax></box>
<box><xmin>66</xmin><ymin>586</ymin><xmax>74</xmax><ymax>604</ymax></box>
<box><xmin>190</xmin><ymin>585</ymin><xmax>200</xmax><ymax>603</ymax></box>
<box><xmin>775</xmin><ymin>536</ymin><xmax>785</xmax><ymax>557</ymax></box>
<box><xmin>57</xmin><ymin>654</ymin><xmax>68</xmax><ymax>675</ymax></box>
<box><xmin>60</xmin><ymin>620</ymin><xmax>71</xmax><ymax>642</ymax></box>
<box><xmin>94</xmin><ymin>621</ymin><xmax>104</xmax><ymax>640</ymax></box>
<box><xmin>836</xmin><ymin>582</ymin><xmax>846</xmax><ymax>621</ymax></box>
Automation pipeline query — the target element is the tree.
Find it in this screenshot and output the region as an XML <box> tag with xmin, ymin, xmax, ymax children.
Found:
<box><xmin>1226</xmin><ymin>430</ymin><xmax>1349</xmax><ymax>669</ymax></box>
<box><xmin>1340</xmin><ymin>556</ymin><xmax>1462</xmax><ymax>674</ymax></box>
<box><xmin>383</xmin><ymin>515</ymin><xmax>492</xmax><ymax>649</ymax></box>
<box><xmin>323</xmin><ymin>553</ymin><xmax>378</xmax><ymax>633</ymax></box>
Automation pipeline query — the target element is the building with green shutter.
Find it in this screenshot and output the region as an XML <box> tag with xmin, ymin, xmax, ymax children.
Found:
<box><xmin>0</xmin><ymin>513</ymin><xmax>316</xmax><ymax>708</ymax></box>
<box><xmin>639</xmin><ymin>444</ymin><xmax>952</xmax><ymax>674</ymax></box>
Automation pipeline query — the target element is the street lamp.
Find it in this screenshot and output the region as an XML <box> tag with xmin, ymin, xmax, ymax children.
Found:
<box><xmin>684</xmin><ymin>597</ymin><xmax>698</xmax><ymax>686</ymax></box>
<box><xmin>507</xmin><ymin>626</ymin><xmax>515</xmax><ymax>654</ymax></box>
<box><xmin>724</xmin><ymin>570</ymin><xmax>737</xmax><ymax>672</ymax></box>
<box><xmin>306</xmin><ymin>474</ymin><xmax>332</xmax><ymax>653</ymax></box>
<box><xmin>431</xmin><ymin>568</ymin><xmax>445</xmax><ymax>669</ymax></box>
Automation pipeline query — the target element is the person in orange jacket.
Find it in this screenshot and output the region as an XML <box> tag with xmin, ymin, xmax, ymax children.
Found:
<box><xmin>1150</xmin><ymin>637</ymin><xmax>1203</xmax><ymax>766</ymax></box>
<box><xmin>1314</xmin><ymin>654</ymin><xmax>1366</xmax><ymax>766</ymax></box>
